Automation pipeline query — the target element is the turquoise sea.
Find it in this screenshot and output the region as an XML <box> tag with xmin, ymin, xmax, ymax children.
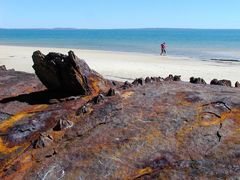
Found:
<box><xmin>0</xmin><ymin>28</ymin><xmax>240</xmax><ymax>61</ymax></box>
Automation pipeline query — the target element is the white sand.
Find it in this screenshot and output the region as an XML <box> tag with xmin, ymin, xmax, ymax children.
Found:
<box><xmin>0</xmin><ymin>45</ymin><xmax>239</xmax><ymax>83</ymax></box>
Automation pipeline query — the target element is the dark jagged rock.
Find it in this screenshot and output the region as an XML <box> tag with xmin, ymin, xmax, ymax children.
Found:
<box><xmin>145</xmin><ymin>76</ymin><xmax>162</xmax><ymax>83</ymax></box>
<box><xmin>106</xmin><ymin>88</ymin><xmax>116</xmax><ymax>96</ymax></box>
<box><xmin>112</xmin><ymin>81</ymin><xmax>117</xmax><ymax>86</ymax></box>
<box><xmin>164</xmin><ymin>74</ymin><xmax>174</xmax><ymax>81</ymax></box>
<box><xmin>235</xmin><ymin>81</ymin><xmax>240</xmax><ymax>87</ymax></box>
<box><xmin>145</xmin><ymin>77</ymin><xmax>152</xmax><ymax>83</ymax></box>
<box><xmin>0</xmin><ymin>53</ymin><xmax>240</xmax><ymax>179</ymax></box>
<box><xmin>132</xmin><ymin>78</ymin><xmax>144</xmax><ymax>86</ymax></box>
<box><xmin>190</xmin><ymin>77</ymin><xmax>207</xmax><ymax>84</ymax></box>
<box><xmin>93</xmin><ymin>94</ymin><xmax>105</xmax><ymax>104</ymax></box>
<box><xmin>151</xmin><ymin>76</ymin><xmax>163</xmax><ymax>82</ymax></box>
<box><xmin>32</xmin><ymin>51</ymin><xmax>110</xmax><ymax>95</ymax></box>
<box><xmin>0</xmin><ymin>65</ymin><xmax>7</xmax><ymax>71</ymax></box>
<box><xmin>121</xmin><ymin>81</ymin><xmax>133</xmax><ymax>89</ymax></box>
<box><xmin>76</xmin><ymin>105</ymin><xmax>90</xmax><ymax>116</ymax></box>
<box><xmin>173</xmin><ymin>75</ymin><xmax>181</xmax><ymax>81</ymax></box>
<box><xmin>210</xmin><ymin>79</ymin><xmax>232</xmax><ymax>87</ymax></box>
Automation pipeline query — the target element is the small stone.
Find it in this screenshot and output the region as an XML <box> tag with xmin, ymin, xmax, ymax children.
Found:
<box><xmin>121</xmin><ymin>81</ymin><xmax>132</xmax><ymax>89</ymax></box>
<box><xmin>151</xmin><ymin>77</ymin><xmax>162</xmax><ymax>82</ymax></box>
<box><xmin>173</xmin><ymin>75</ymin><xmax>181</xmax><ymax>81</ymax></box>
<box><xmin>76</xmin><ymin>105</ymin><xmax>89</xmax><ymax>116</ymax></box>
<box><xmin>106</xmin><ymin>88</ymin><xmax>116</xmax><ymax>96</ymax></box>
<box><xmin>164</xmin><ymin>74</ymin><xmax>174</xmax><ymax>81</ymax></box>
<box><xmin>218</xmin><ymin>80</ymin><xmax>232</xmax><ymax>87</ymax></box>
<box><xmin>34</xmin><ymin>133</ymin><xmax>53</xmax><ymax>149</ymax></box>
<box><xmin>93</xmin><ymin>94</ymin><xmax>105</xmax><ymax>104</ymax></box>
<box><xmin>132</xmin><ymin>78</ymin><xmax>144</xmax><ymax>86</ymax></box>
<box><xmin>217</xmin><ymin>131</ymin><xmax>222</xmax><ymax>142</ymax></box>
<box><xmin>145</xmin><ymin>77</ymin><xmax>152</xmax><ymax>83</ymax></box>
<box><xmin>235</xmin><ymin>81</ymin><xmax>240</xmax><ymax>87</ymax></box>
<box><xmin>53</xmin><ymin>118</ymin><xmax>73</xmax><ymax>131</ymax></box>
<box><xmin>210</xmin><ymin>79</ymin><xmax>218</xmax><ymax>85</ymax></box>
<box><xmin>190</xmin><ymin>77</ymin><xmax>207</xmax><ymax>84</ymax></box>
<box><xmin>0</xmin><ymin>65</ymin><xmax>7</xmax><ymax>71</ymax></box>
<box><xmin>211</xmin><ymin>79</ymin><xmax>232</xmax><ymax>87</ymax></box>
<box><xmin>112</xmin><ymin>81</ymin><xmax>117</xmax><ymax>86</ymax></box>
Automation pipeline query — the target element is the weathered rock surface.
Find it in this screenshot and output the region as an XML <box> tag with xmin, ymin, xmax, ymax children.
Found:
<box><xmin>190</xmin><ymin>77</ymin><xmax>207</xmax><ymax>84</ymax></box>
<box><xmin>210</xmin><ymin>79</ymin><xmax>232</xmax><ymax>87</ymax></box>
<box><xmin>235</xmin><ymin>81</ymin><xmax>240</xmax><ymax>88</ymax></box>
<box><xmin>0</xmin><ymin>53</ymin><xmax>240</xmax><ymax>179</ymax></box>
<box><xmin>32</xmin><ymin>51</ymin><xmax>110</xmax><ymax>95</ymax></box>
<box><xmin>0</xmin><ymin>65</ymin><xmax>7</xmax><ymax>71</ymax></box>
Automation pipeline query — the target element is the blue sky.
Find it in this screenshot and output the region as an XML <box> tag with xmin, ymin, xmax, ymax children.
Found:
<box><xmin>1</xmin><ymin>0</ymin><xmax>240</xmax><ymax>29</ymax></box>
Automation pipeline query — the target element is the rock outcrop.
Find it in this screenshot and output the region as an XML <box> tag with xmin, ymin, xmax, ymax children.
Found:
<box><xmin>210</xmin><ymin>79</ymin><xmax>232</xmax><ymax>87</ymax></box>
<box><xmin>0</xmin><ymin>65</ymin><xmax>6</xmax><ymax>71</ymax></box>
<box><xmin>0</xmin><ymin>52</ymin><xmax>239</xmax><ymax>179</ymax></box>
<box><xmin>235</xmin><ymin>81</ymin><xmax>240</xmax><ymax>88</ymax></box>
<box><xmin>32</xmin><ymin>51</ymin><xmax>110</xmax><ymax>95</ymax></box>
<box><xmin>190</xmin><ymin>77</ymin><xmax>207</xmax><ymax>84</ymax></box>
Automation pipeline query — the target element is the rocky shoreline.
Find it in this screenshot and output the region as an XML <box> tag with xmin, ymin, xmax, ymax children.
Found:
<box><xmin>0</xmin><ymin>51</ymin><xmax>239</xmax><ymax>179</ymax></box>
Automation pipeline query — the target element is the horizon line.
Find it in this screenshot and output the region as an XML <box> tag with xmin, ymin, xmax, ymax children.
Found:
<box><xmin>1</xmin><ymin>27</ymin><xmax>240</xmax><ymax>30</ymax></box>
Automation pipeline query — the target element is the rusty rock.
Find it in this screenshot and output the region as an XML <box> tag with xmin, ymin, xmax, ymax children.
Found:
<box><xmin>173</xmin><ymin>75</ymin><xmax>181</xmax><ymax>81</ymax></box>
<box><xmin>0</xmin><ymin>65</ymin><xmax>7</xmax><ymax>71</ymax></box>
<box><xmin>76</xmin><ymin>105</ymin><xmax>90</xmax><ymax>116</ymax></box>
<box><xmin>93</xmin><ymin>94</ymin><xmax>105</xmax><ymax>104</ymax></box>
<box><xmin>151</xmin><ymin>77</ymin><xmax>163</xmax><ymax>82</ymax></box>
<box><xmin>32</xmin><ymin>51</ymin><xmax>110</xmax><ymax>95</ymax></box>
<box><xmin>1</xmin><ymin>54</ymin><xmax>240</xmax><ymax>179</ymax></box>
<box><xmin>190</xmin><ymin>77</ymin><xmax>207</xmax><ymax>84</ymax></box>
<box><xmin>210</xmin><ymin>79</ymin><xmax>232</xmax><ymax>87</ymax></box>
<box><xmin>34</xmin><ymin>133</ymin><xmax>53</xmax><ymax>149</ymax></box>
<box><xmin>164</xmin><ymin>74</ymin><xmax>174</xmax><ymax>81</ymax></box>
<box><xmin>106</xmin><ymin>88</ymin><xmax>116</xmax><ymax>97</ymax></box>
<box><xmin>132</xmin><ymin>78</ymin><xmax>144</xmax><ymax>86</ymax></box>
<box><xmin>145</xmin><ymin>77</ymin><xmax>152</xmax><ymax>83</ymax></box>
<box><xmin>121</xmin><ymin>81</ymin><xmax>133</xmax><ymax>89</ymax></box>
<box><xmin>236</xmin><ymin>81</ymin><xmax>240</xmax><ymax>88</ymax></box>
<box><xmin>53</xmin><ymin>118</ymin><xmax>73</xmax><ymax>131</ymax></box>
<box><xmin>112</xmin><ymin>81</ymin><xmax>117</xmax><ymax>86</ymax></box>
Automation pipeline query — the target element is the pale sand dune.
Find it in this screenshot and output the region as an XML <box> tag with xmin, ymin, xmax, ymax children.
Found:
<box><xmin>0</xmin><ymin>45</ymin><xmax>239</xmax><ymax>83</ymax></box>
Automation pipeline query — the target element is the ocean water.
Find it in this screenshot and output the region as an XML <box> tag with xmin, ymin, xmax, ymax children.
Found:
<box><xmin>0</xmin><ymin>28</ymin><xmax>240</xmax><ymax>61</ymax></box>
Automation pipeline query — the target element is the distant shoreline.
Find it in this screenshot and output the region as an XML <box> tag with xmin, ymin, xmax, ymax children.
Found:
<box><xmin>1</xmin><ymin>27</ymin><xmax>240</xmax><ymax>30</ymax></box>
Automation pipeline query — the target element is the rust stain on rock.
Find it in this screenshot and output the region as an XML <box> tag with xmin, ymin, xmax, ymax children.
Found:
<box><xmin>0</xmin><ymin>51</ymin><xmax>239</xmax><ymax>179</ymax></box>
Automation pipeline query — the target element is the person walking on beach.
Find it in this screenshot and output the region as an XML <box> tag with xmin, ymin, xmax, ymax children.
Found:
<box><xmin>160</xmin><ymin>42</ymin><xmax>167</xmax><ymax>56</ymax></box>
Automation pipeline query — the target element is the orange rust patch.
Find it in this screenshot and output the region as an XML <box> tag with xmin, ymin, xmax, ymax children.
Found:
<box><xmin>0</xmin><ymin>138</ymin><xmax>21</xmax><ymax>154</ymax></box>
<box><xmin>200</xmin><ymin>108</ymin><xmax>240</xmax><ymax>127</ymax></box>
<box><xmin>176</xmin><ymin>106</ymin><xmax>240</xmax><ymax>150</ymax></box>
<box><xmin>122</xmin><ymin>91</ymin><xmax>134</xmax><ymax>99</ymax></box>
<box><xmin>130</xmin><ymin>167</ymin><xmax>153</xmax><ymax>179</ymax></box>
<box><xmin>175</xmin><ymin>92</ymin><xmax>193</xmax><ymax>106</ymax></box>
<box><xmin>14</xmin><ymin>154</ymin><xmax>33</xmax><ymax>177</ymax></box>
<box><xmin>89</xmin><ymin>76</ymin><xmax>106</xmax><ymax>94</ymax></box>
<box><xmin>0</xmin><ymin>113</ymin><xmax>32</xmax><ymax>132</ymax></box>
<box><xmin>0</xmin><ymin>105</ymin><xmax>48</xmax><ymax>132</ymax></box>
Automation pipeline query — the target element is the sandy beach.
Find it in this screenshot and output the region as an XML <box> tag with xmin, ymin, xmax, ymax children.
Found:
<box><xmin>0</xmin><ymin>45</ymin><xmax>239</xmax><ymax>83</ymax></box>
